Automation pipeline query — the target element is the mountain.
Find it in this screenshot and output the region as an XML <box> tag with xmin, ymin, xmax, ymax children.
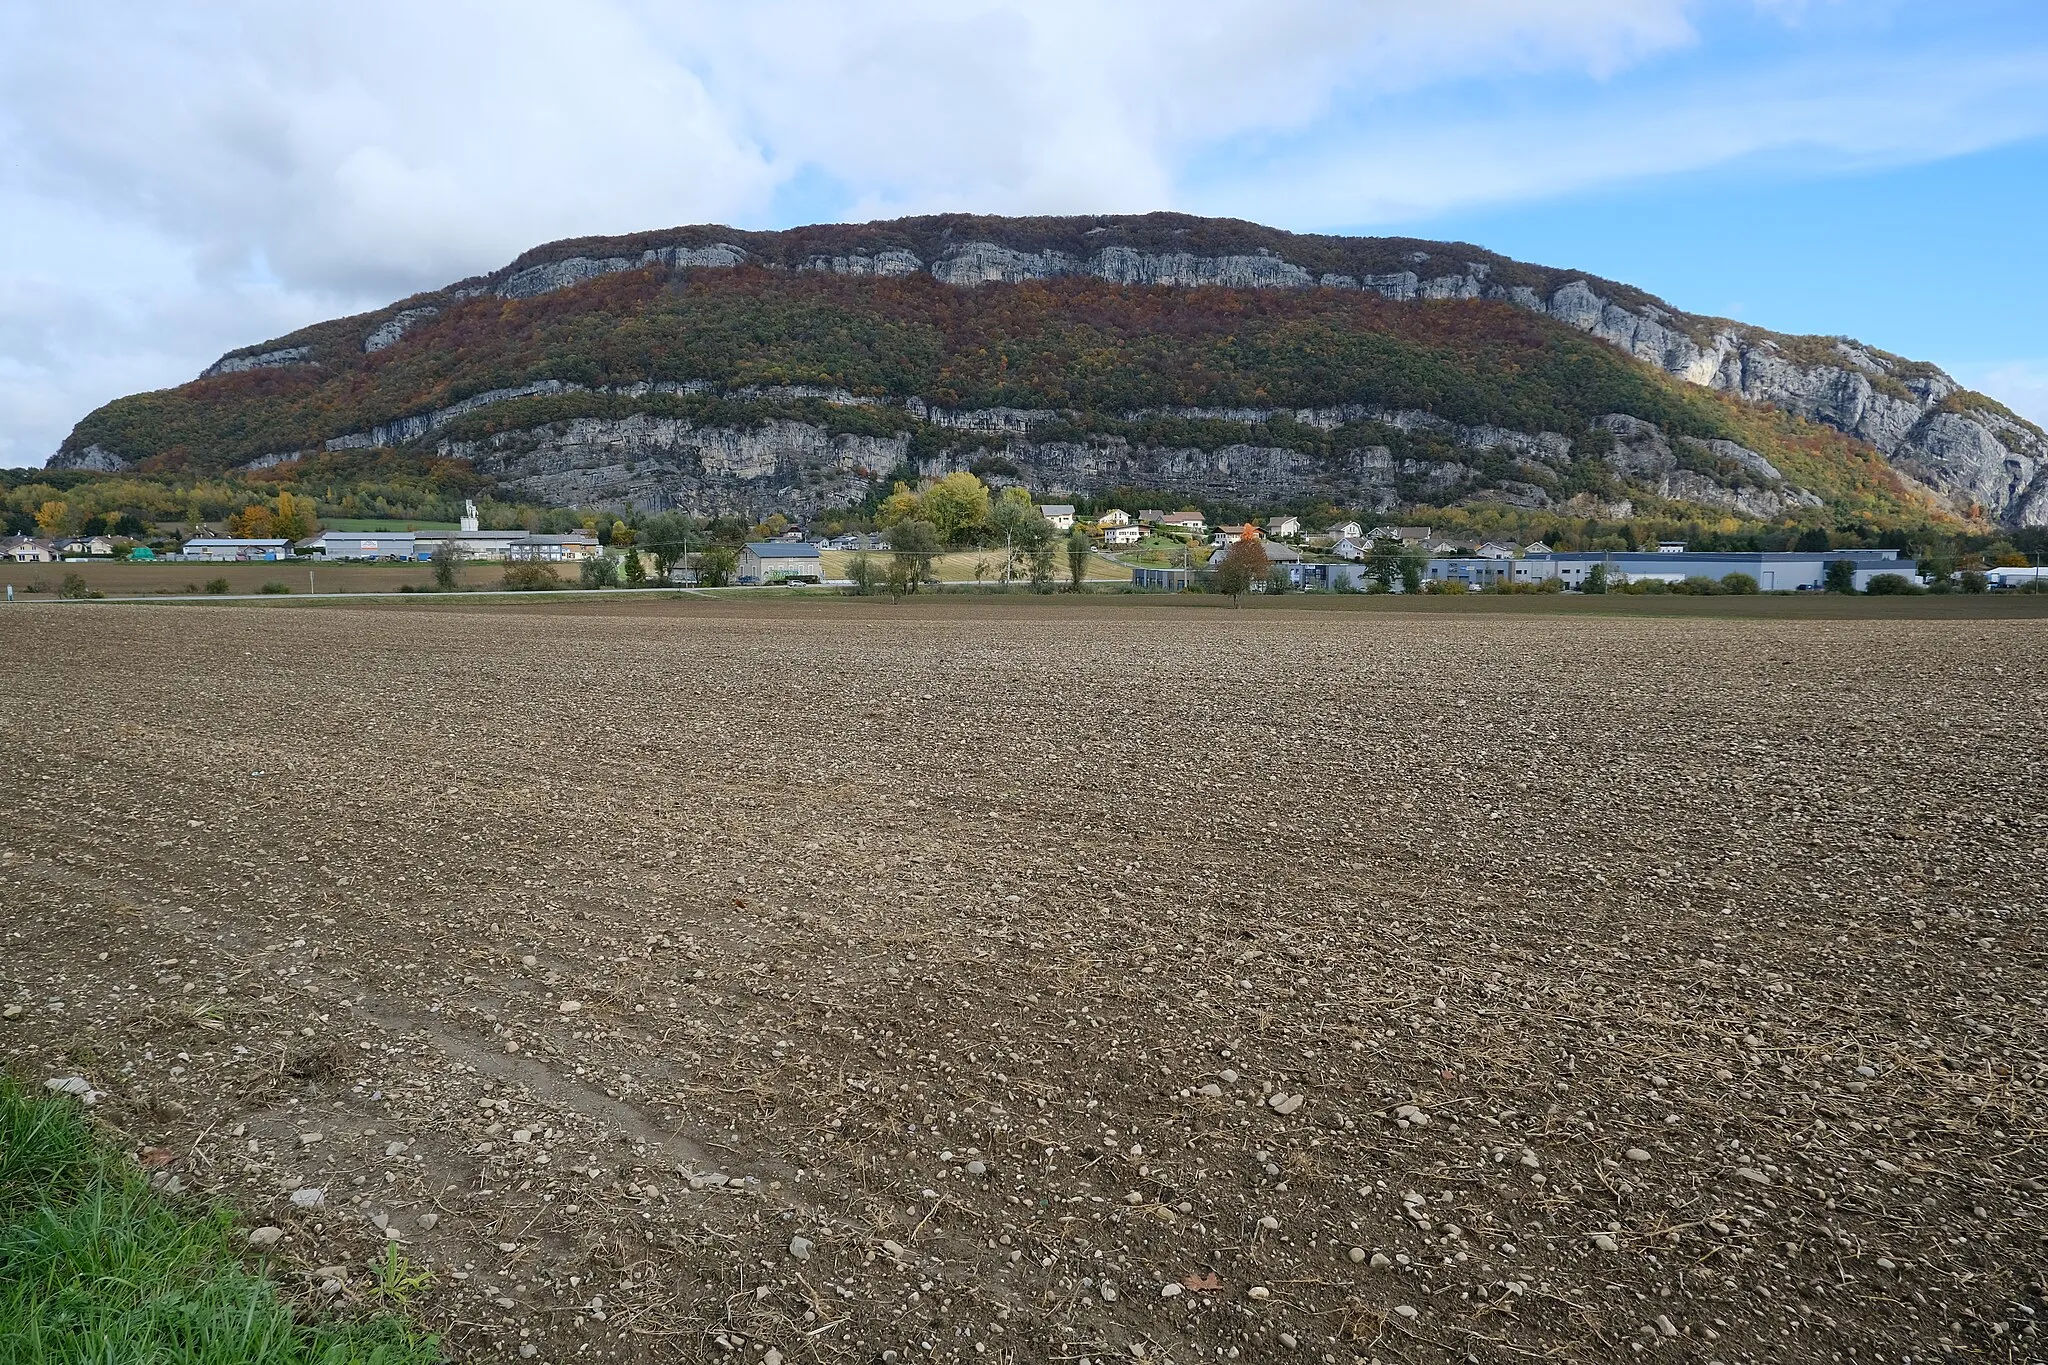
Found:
<box><xmin>48</xmin><ymin>213</ymin><xmax>2048</xmax><ymax>529</ymax></box>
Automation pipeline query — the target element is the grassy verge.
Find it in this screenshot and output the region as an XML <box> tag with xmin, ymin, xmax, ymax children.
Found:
<box><xmin>0</xmin><ymin>1076</ymin><xmax>438</xmax><ymax>1364</ymax></box>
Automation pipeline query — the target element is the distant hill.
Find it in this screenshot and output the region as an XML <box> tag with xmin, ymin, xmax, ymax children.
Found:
<box><xmin>49</xmin><ymin>213</ymin><xmax>2048</xmax><ymax>529</ymax></box>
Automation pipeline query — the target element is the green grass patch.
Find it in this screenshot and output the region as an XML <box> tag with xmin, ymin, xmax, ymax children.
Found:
<box><xmin>0</xmin><ymin>1076</ymin><xmax>439</xmax><ymax>1364</ymax></box>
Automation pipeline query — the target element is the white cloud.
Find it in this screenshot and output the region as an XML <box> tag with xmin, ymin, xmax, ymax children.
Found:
<box><xmin>0</xmin><ymin>0</ymin><xmax>2041</xmax><ymax>465</ymax></box>
<box><xmin>1952</xmin><ymin>360</ymin><xmax>2048</xmax><ymax>431</ymax></box>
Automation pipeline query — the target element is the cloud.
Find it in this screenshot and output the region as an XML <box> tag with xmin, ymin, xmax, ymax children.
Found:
<box><xmin>1952</xmin><ymin>360</ymin><xmax>2048</xmax><ymax>431</ymax></box>
<box><xmin>0</xmin><ymin>0</ymin><xmax>2042</xmax><ymax>465</ymax></box>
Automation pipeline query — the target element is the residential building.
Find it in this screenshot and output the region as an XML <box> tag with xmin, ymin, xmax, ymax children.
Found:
<box><xmin>1160</xmin><ymin>511</ymin><xmax>1207</xmax><ymax>534</ymax></box>
<box><xmin>1265</xmin><ymin>515</ymin><xmax>1302</xmax><ymax>538</ymax></box>
<box><xmin>1037</xmin><ymin>504</ymin><xmax>1077</xmax><ymax>531</ymax></box>
<box><xmin>1328</xmin><ymin>520</ymin><xmax>1365</xmax><ymax>541</ymax></box>
<box><xmin>1524</xmin><ymin>541</ymin><xmax>1552</xmax><ymax>555</ymax></box>
<box><xmin>181</xmin><ymin>537</ymin><xmax>292</xmax><ymax>561</ymax></box>
<box><xmin>740</xmin><ymin>541</ymin><xmax>823</xmax><ymax>584</ymax></box>
<box><xmin>1096</xmin><ymin>509</ymin><xmax>1133</xmax><ymax>528</ymax></box>
<box><xmin>56</xmin><ymin>535</ymin><xmax>118</xmax><ymax>557</ymax></box>
<box><xmin>1136</xmin><ymin>509</ymin><xmax>1168</xmax><ymax>526</ymax></box>
<box><xmin>1213</xmin><ymin>523</ymin><xmax>1255</xmax><ymax>547</ymax></box>
<box><xmin>1332</xmin><ymin>537</ymin><xmax>1369</xmax><ymax>561</ymax></box>
<box><xmin>2</xmin><ymin>535</ymin><xmax>55</xmax><ymax>563</ymax></box>
<box><xmin>1476</xmin><ymin>541</ymin><xmax>1519</xmax><ymax>560</ymax></box>
<box><xmin>1102</xmin><ymin>524</ymin><xmax>1143</xmax><ymax>546</ymax></box>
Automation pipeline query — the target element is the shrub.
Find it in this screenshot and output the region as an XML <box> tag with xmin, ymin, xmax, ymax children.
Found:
<box><xmin>1582</xmin><ymin>563</ymin><xmax>1608</xmax><ymax>594</ymax></box>
<box><xmin>1863</xmin><ymin>572</ymin><xmax>1920</xmax><ymax>595</ymax></box>
<box><xmin>1673</xmin><ymin>575</ymin><xmax>1722</xmax><ymax>595</ymax></box>
<box><xmin>1720</xmin><ymin>572</ymin><xmax>1760</xmax><ymax>594</ymax></box>
<box><xmin>204</xmin><ymin>577</ymin><xmax>230</xmax><ymax>595</ymax></box>
<box><xmin>258</xmin><ymin>580</ymin><xmax>290</xmax><ymax>594</ymax></box>
<box><xmin>846</xmin><ymin>550</ymin><xmax>882</xmax><ymax>596</ymax></box>
<box><xmin>1823</xmin><ymin>559</ymin><xmax>1857</xmax><ymax>594</ymax></box>
<box><xmin>1959</xmin><ymin>570</ymin><xmax>1988</xmax><ymax>594</ymax></box>
<box><xmin>501</xmin><ymin>561</ymin><xmax>561</xmax><ymax>591</ymax></box>
<box><xmin>58</xmin><ymin>572</ymin><xmax>93</xmax><ymax>600</ymax></box>
<box><xmin>579</xmin><ymin>554</ymin><xmax>621</xmax><ymax>589</ymax></box>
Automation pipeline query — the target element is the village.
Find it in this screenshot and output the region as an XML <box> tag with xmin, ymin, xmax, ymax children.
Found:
<box><xmin>10</xmin><ymin>496</ymin><xmax>2040</xmax><ymax>595</ymax></box>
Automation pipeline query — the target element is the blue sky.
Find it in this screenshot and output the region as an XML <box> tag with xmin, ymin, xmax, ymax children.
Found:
<box><xmin>3</xmin><ymin>0</ymin><xmax>2045</xmax><ymax>466</ymax></box>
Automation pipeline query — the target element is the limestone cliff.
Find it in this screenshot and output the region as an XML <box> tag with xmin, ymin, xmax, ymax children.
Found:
<box><xmin>49</xmin><ymin>213</ymin><xmax>2042</xmax><ymax>527</ymax></box>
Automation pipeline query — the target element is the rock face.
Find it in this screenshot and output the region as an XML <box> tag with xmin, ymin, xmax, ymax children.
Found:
<box><xmin>47</xmin><ymin>214</ymin><xmax>2048</xmax><ymax>524</ymax></box>
<box><xmin>439</xmin><ymin>404</ymin><xmax>1781</xmax><ymax>520</ymax></box>
<box><xmin>1597</xmin><ymin>416</ymin><xmax>1824</xmax><ymax>521</ymax></box>
<box><xmin>420</xmin><ymin>224</ymin><xmax>2046</xmax><ymax>525</ymax></box>
<box><xmin>363</xmin><ymin>308</ymin><xmax>440</xmax><ymax>353</ymax></box>
<box><xmin>200</xmin><ymin>345</ymin><xmax>314</xmax><ymax>379</ymax></box>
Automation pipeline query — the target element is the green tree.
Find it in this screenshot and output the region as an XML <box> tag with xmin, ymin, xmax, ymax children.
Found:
<box><xmin>1719</xmin><ymin>571</ymin><xmax>1759</xmax><ymax>594</ymax></box>
<box><xmin>1366</xmin><ymin>539</ymin><xmax>1401</xmax><ymax>592</ymax></box>
<box><xmin>1959</xmin><ymin>570</ymin><xmax>1988</xmax><ymax>594</ymax></box>
<box><xmin>887</xmin><ymin>519</ymin><xmax>941</xmax><ymax>593</ymax></box>
<box><xmin>1028</xmin><ymin>540</ymin><xmax>1058</xmax><ymax>593</ymax></box>
<box><xmin>1064</xmin><ymin>527</ymin><xmax>1092</xmax><ymax>591</ymax></box>
<box><xmin>1823</xmin><ymin>559</ymin><xmax>1856</xmax><ymax>594</ymax></box>
<box><xmin>622</xmin><ymin>548</ymin><xmax>646</xmax><ymax>586</ymax></box>
<box><xmin>1399</xmin><ymin>550</ymin><xmax>1425</xmax><ymax>596</ymax></box>
<box><xmin>1583</xmin><ymin>563</ymin><xmax>1608</xmax><ymax>595</ymax></box>
<box><xmin>1863</xmin><ymin>572</ymin><xmax>1919</xmax><ymax>595</ymax></box>
<box><xmin>1213</xmin><ymin>538</ymin><xmax>1269</xmax><ymax>604</ymax></box>
<box><xmin>990</xmin><ymin>487</ymin><xmax>1041</xmax><ymax>581</ymax></box>
<box><xmin>1796</xmin><ymin>527</ymin><xmax>1833</xmax><ymax>553</ymax></box>
<box><xmin>923</xmin><ymin>472</ymin><xmax>992</xmax><ymax>544</ymax></box>
<box><xmin>639</xmin><ymin>513</ymin><xmax>701</xmax><ymax>579</ymax></box>
<box><xmin>697</xmin><ymin>545</ymin><xmax>739</xmax><ymax>587</ymax></box>
<box><xmin>846</xmin><ymin>550</ymin><xmax>882</xmax><ymax>596</ymax></box>
<box><xmin>580</xmin><ymin>554</ymin><xmax>621</xmax><ymax>589</ymax></box>
<box><xmin>431</xmin><ymin>541</ymin><xmax>465</xmax><ymax>591</ymax></box>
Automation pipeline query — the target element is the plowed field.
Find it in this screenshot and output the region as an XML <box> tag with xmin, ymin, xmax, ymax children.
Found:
<box><xmin>3</xmin><ymin>600</ymin><xmax>2043</xmax><ymax>1364</ymax></box>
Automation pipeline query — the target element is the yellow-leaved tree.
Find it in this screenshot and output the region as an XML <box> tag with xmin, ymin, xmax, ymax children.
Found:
<box><xmin>921</xmin><ymin>471</ymin><xmax>991</xmax><ymax>544</ymax></box>
<box><xmin>876</xmin><ymin>482</ymin><xmax>924</xmax><ymax>527</ymax></box>
<box><xmin>272</xmin><ymin>492</ymin><xmax>319</xmax><ymax>542</ymax></box>
<box><xmin>228</xmin><ymin>504</ymin><xmax>275</xmax><ymax>538</ymax></box>
<box><xmin>35</xmin><ymin>500</ymin><xmax>74</xmax><ymax>537</ymax></box>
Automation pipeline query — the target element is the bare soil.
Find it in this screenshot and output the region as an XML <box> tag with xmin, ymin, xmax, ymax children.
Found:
<box><xmin>2</xmin><ymin>600</ymin><xmax>2043</xmax><ymax>1365</ymax></box>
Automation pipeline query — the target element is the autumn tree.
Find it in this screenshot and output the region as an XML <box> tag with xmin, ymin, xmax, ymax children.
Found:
<box><xmin>228</xmin><ymin>504</ymin><xmax>275</xmax><ymax>538</ymax></box>
<box><xmin>922</xmin><ymin>471</ymin><xmax>992</xmax><ymax>544</ymax></box>
<box><xmin>1213</xmin><ymin>538</ymin><xmax>1270</xmax><ymax>604</ymax></box>
<box><xmin>877</xmin><ymin>482</ymin><xmax>923</xmax><ymax>528</ymax></box>
<box><xmin>35</xmin><ymin>501</ymin><xmax>74</xmax><ymax>537</ymax></box>
<box><xmin>272</xmin><ymin>491</ymin><xmax>318</xmax><ymax>542</ymax></box>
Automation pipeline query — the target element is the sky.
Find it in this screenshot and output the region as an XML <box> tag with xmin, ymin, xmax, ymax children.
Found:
<box><xmin>3</xmin><ymin>0</ymin><xmax>2046</xmax><ymax>468</ymax></box>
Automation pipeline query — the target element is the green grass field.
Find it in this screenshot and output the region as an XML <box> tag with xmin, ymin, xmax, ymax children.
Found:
<box><xmin>0</xmin><ymin>1078</ymin><xmax>438</xmax><ymax>1364</ymax></box>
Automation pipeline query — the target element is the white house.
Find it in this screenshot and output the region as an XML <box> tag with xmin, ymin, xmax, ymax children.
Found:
<box><xmin>1161</xmin><ymin>511</ymin><xmax>1207</xmax><ymax>535</ymax></box>
<box><xmin>1102</xmin><ymin>524</ymin><xmax>1143</xmax><ymax>546</ymax></box>
<box><xmin>1332</xmin><ymin>537</ymin><xmax>1369</xmax><ymax>561</ymax></box>
<box><xmin>1266</xmin><ymin>515</ymin><xmax>1302</xmax><ymax>538</ymax></box>
<box><xmin>1328</xmin><ymin>520</ymin><xmax>1365</xmax><ymax>541</ymax></box>
<box><xmin>56</xmin><ymin>535</ymin><xmax>118</xmax><ymax>558</ymax></box>
<box><xmin>1096</xmin><ymin>508</ymin><xmax>1132</xmax><ymax>528</ymax></box>
<box><xmin>1037</xmin><ymin>504</ymin><xmax>1077</xmax><ymax>531</ymax></box>
<box><xmin>1476</xmin><ymin>542</ymin><xmax>1519</xmax><ymax>560</ymax></box>
<box><xmin>3</xmin><ymin>535</ymin><xmax>55</xmax><ymax>562</ymax></box>
<box><xmin>1524</xmin><ymin>541</ymin><xmax>1552</xmax><ymax>555</ymax></box>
